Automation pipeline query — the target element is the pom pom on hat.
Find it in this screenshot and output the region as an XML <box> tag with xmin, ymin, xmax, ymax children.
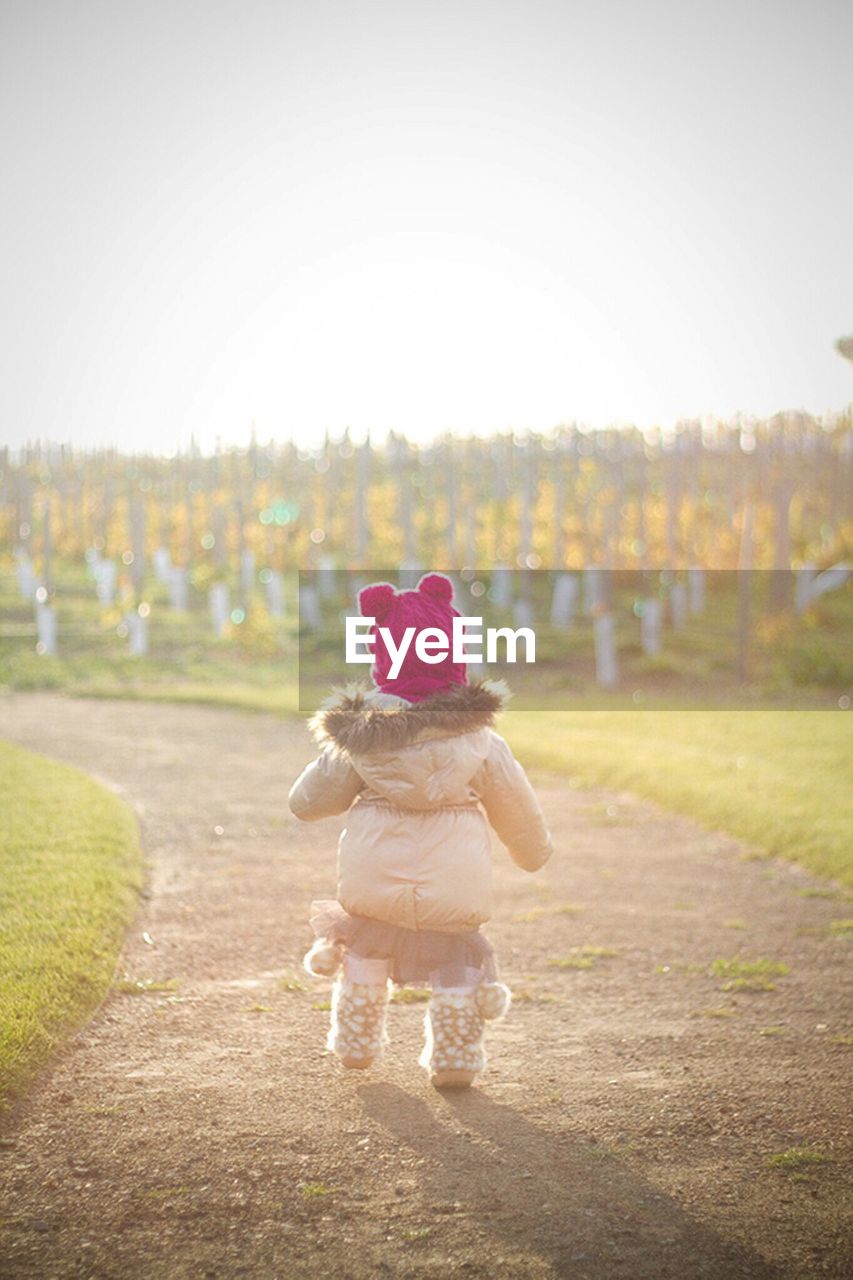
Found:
<box><xmin>417</xmin><ymin>572</ymin><xmax>454</xmax><ymax>602</ymax></box>
<box><xmin>358</xmin><ymin>581</ymin><xmax>396</xmax><ymax>621</ymax></box>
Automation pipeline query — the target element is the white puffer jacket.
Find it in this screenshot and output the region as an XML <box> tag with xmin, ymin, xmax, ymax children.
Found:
<box><xmin>289</xmin><ymin>681</ymin><xmax>553</xmax><ymax>932</ymax></box>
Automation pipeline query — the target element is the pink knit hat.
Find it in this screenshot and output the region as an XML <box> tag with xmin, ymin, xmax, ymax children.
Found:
<box><xmin>358</xmin><ymin>573</ymin><xmax>469</xmax><ymax>703</ymax></box>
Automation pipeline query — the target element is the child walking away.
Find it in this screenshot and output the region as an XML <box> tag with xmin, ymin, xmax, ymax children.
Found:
<box><xmin>289</xmin><ymin>573</ymin><xmax>553</xmax><ymax>1089</ymax></box>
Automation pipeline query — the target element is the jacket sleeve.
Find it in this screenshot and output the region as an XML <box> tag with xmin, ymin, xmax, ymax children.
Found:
<box><xmin>288</xmin><ymin>749</ymin><xmax>364</xmax><ymax>821</ymax></box>
<box><xmin>474</xmin><ymin>733</ymin><xmax>553</xmax><ymax>871</ymax></box>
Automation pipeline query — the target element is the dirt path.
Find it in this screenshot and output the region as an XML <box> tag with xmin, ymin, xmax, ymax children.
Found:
<box><xmin>0</xmin><ymin>694</ymin><xmax>849</xmax><ymax>1279</ymax></box>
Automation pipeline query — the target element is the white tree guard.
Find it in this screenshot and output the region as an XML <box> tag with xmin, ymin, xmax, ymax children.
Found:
<box><xmin>36</xmin><ymin>602</ymin><xmax>58</xmax><ymax>655</ymax></box>
<box><xmin>265</xmin><ymin>571</ymin><xmax>285</xmax><ymax>617</ymax></box>
<box><xmin>127</xmin><ymin>612</ymin><xmax>149</xmax><ymax>656</ymax></box>
<box><xmin>670</xmin><ymin>581</ymin><xmax>687</xmax><ymax>630</ymax></box>
<box><xmin>594</xmin><ymin>611</ymin><xmax>618</xmax><ymax>687</ymax></box>
<box><xmin>550</xmin><ymin>573</ymin><xmax>579</xmax><ymax>627</ymax></box>
<box><xmin>688</xmin><ymin>568</ymin><xmax>706</xmax><ymax>615</ymax></box>
<box><xmin>640</xmin><ymin>598</ymin><xmax>663</xmax><ymax>655</ymax></box>
<box><xmin>153</xmin><ymin>547</ymin><xmax>173</xmax><ymax>583</ymax></box>
<box><xmin>209</xmin><ymin>583</ymin><xmax>231</xmax><ymax>637</ymax></box>
<box><xmin>167</xmin><ymin>567</ymin><xmax>189</xmax><ymax>611</ymax></box>
<box><xmin>94</xmin><ymin>559</ymin><xmax>117</xmax><ymax>605</ymax></box>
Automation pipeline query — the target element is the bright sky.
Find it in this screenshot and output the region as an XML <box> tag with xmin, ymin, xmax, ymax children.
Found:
<box><xmin>1</xmin><ymin>0</ymin><xmax>851</xmax><ymax>452</ymax></box>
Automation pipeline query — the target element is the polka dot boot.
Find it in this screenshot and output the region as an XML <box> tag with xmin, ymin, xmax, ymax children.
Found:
<box><xmin>328</xmin><ymin>977</ymin><xmax>390</xmax><ymax>1070</ymax></box>
<box><xmin>420</xmin><ymin>986</ymin><xmax>488</xmax><ymax>1089</ymax></box>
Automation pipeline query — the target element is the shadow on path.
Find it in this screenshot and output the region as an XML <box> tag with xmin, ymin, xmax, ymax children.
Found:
<box><xmin>359</xmin><ymin>1082</ymin><xmax>784</xmax><ymax>1280</ymax></box>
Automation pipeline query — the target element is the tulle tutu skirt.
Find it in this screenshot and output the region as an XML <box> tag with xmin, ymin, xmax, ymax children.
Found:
<box><xmin>309</xmin><ymin>899</ymin><xmax>499</xmax><ymax>988</ymax></box>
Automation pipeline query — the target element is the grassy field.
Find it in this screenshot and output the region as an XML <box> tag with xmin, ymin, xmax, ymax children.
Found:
<box><xmin>4</xmin><ymin>663</ymin><xmax>848</xmax><ymax>890</ymax></box>
<box><xmin>2</xmin><ymin>568</ymin><xmax>852</xmax><ymax>707</ymax></box>
<box><xmin>503</xmin><ymin>708</ymin><xmax>852</xmax><ymax>889</ymax></box>
<box><xmin>1</xmin><ymin>563</ymin><xmax>849</xmax><ymax>913</ymax></box>
<box><xmin>0</xmin><ymin>742</ymin><xmax>143</xmax><ymax>1106</ymax></box>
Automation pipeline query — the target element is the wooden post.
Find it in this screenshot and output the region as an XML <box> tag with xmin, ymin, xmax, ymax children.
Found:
<box><xmin>445</xmin><ymin>441</ymin><xmax>457</xmax><ymax>568</ymax></box>
<box><xmin>355</xmin><ymin>439</ymin><xmax>371</xmax><ymax>565</ymax></box>
<box><xmin>185</xmin><ymin>475</ymin><xmax>195</xmax><ymax>574</ymax></box>
<box><xmin>235</xmin><ymin>496</ymin><xmax>248</xmax><ymax>602</ymax></box>
<box><xmin>770</xmin><ymin>480</ymin><xmax>793</xmax><ymax>612</ymax></box>
<box><xmin>42</xmin><ymin>499</ymin><xmax>52</xmax><ymax>595</ymax></box>
<box><xmin>159</xmin><ymin>484</ymin><xmax>171</xmax><ymax>559</ymax></box>
<box><xmin>130</xmin><ymin>497</ymin><xmax>145</xmax><ymax>594</ymax></box>
<box><xmin>519</xmin><ymin>443</ymin><xmax>533</xmax><ymax>568</ymax></box>
<box><xmin>16</xmin><ymin>470</ymin><xmax>33</xmax><ymax>549</ymax></box>
<box><xmin>737</xmin><ymin>498</ymin><xmax>753</xmax><ymax>684</ymax></box>
<box><xmin>394</xmin><ymin>435</ymin><xmax>416</xmax><ymax>566</ymax></box>
<box><xmin>213</xmin><ymin>504</ymin><xmax>228</xmax><ymax>569</ymax></box>
<box><xmin>552</xmin><ymin>444</ymin><xmax>565</xmax><ymax>568</ymax></box>
<box><xmin>665</xmin><ymin>446</ymin><xmax>681</xmax><ymax>567</ymax></box>
<box><xmin>635</xmin><ymin>442</ymin><xmax>647</xmax><ymax>562</ymax></box>
<box><xmin>463</xmin><ymin>462</ymin><xmax>477</xmax><ymax>570</ymax></box>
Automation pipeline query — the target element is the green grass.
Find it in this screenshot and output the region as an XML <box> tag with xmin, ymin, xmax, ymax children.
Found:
<box><xmin>391</xmin><ymin>987</ymin><xmax>431</xmax><ymax>1003</ymax></box>
<box><xmin>765</xmin><ymin>1147</ymin><xmax>832</xmax><ymax>1175</ymax></box>
<box><xmin>510</xmin><ymin>989</ymin><xmax>564</xmax><ymax>1004</ymax></box>
<box><xmin>61</xmin><ymin>679</ymin><xmax>853</xmax><ymax>890</ymax></box>
<box><xmin>709</xmin><ymin>957</ymin><xmax>790</xmax><ymax>992</ymax></box>
<box><xmin>0</xmin><ymin>741</ymin><xmax>142</xmax><ymax>1105</ymax></box>
<box><xmin>504</xmin><ymin>709</ymin><xmax>852</xmax><ymax>888</ymax></box>
<box><xmin>136</xmin><ymin>1185</ymin><xmax>190</xmax><ymax>1200</ymax></box>
<box><xmin>548</xmin><ymin>945</ymin><xmax>620</xmax><ymax>971</ymax></box>
<box><xmin>115</xmin><ymin>976</ymin><xmax>179</xmax><ymax>995</ymax></box>
<box><xmin>3</xmin><ymin>647</ymin><xmax>849</xmax><ymax>894</ymax></box>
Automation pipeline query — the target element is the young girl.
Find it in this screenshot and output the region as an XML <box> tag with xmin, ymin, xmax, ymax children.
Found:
<box><xmin>289</xmin><ymin>573</ymin><xmax>553</xmax><ymax>1089</ymax></box>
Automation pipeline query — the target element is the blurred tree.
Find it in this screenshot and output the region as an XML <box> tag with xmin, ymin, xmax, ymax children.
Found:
<box><xmin>835</xmin><ymin>334</ymin><xmax>853</xmax><ymax>364</ymax></box>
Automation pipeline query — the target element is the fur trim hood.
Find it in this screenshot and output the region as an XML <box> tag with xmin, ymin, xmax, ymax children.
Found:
<box><xmin>309</xmin><ymin>679</ymin><xmax>510</xmax><ymax>756</ymax></box>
